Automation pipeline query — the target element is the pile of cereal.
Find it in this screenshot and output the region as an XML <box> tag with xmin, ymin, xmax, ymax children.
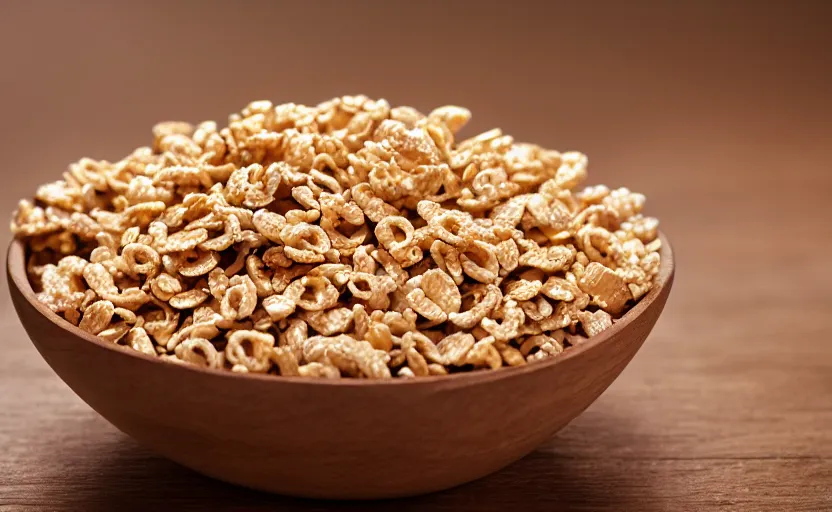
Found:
<box><xmin>11</xmin><ymin>96</ymin><xmax>661</xmax><ymax>379</ymax></box>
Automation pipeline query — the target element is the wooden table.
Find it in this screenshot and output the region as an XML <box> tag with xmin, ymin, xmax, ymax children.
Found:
<box><xmin>0</xmin><ymin>1</ymin><xmax>829</xmax><ymax>510</ymax></box>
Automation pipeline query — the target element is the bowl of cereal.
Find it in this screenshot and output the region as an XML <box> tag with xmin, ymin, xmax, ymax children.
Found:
<box><xmin>7</xmin><ymin>96</ymin><xmax>674</xmax><ymax>499</ymax></box>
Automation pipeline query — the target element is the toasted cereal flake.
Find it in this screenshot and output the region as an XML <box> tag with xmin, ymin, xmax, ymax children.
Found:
<box><xmin>125</xmin><ymin>326</ymin><xmax>157</xmax><ymax>356</ymax></box>
<box><xmin>496</xmin><ymin>342</ymin><xmax>527</xmax><ymax>367</ymax></box>
<box><xmin>576</xmin><ymin>309</ymin><xmax>614</xmax><ymax>337</ymax></box>
<box><xmin>578</xmin><ymin>262</ymin><xmax>632</xmax><ymax>316</ymax></box>
<box><xmin>505</xmin><ymin>279</ymin><xmax>543</xmax><ymax>302</ymax></box>
<box><xmin>465</xmin><ymin>337</ymin><xmax>502</xmax><ymax>369</ymax></box>
<box><xmin>79</xmin><ymin>300</ymin><xmax>115</xmax><ymax>335</ymax></box>
<box><xmin>298</xmin><ymin>362</ymin><xmax>341</xmax><ymax>379</ymax></box>
<box><xmin>225</xmin><ymin>330</ymin><xmax>274</xmax><ymax>373</ymax></box>
<box><xmin>436</xmin><ymin>332</ymin><xmax>475</xmax><ymax>366</ymax></box>
<box><xmin>270</xmin><ymin>346</ymin><xmax>300</xmax><ymax>376</ymax></box>
<box><xmin>303</xmin><ymin>334</ymin><xmax>391</xmax><ymax>379</ymax></box>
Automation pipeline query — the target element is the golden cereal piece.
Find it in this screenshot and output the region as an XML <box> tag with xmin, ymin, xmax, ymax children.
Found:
<box><xmin>480</xmin><ymin>301</ymin><xmax>525</xmax><ymax>342</ymax></box>
<box><xmin>78</xmin><ymin>300</ymin><xmax>115</xmax><ymax>335</ymax></box>
<box><xmin>405</xmin><ymin>347</ymin><xmax>430</xmax><ymax>377</ymax></box>
<box><xmin>419</xmin><ymin>269</ymin><xmax>461</xmax><ymax>314</ymax></box>
<box><xmin>388</xmin><ymin>348</ymin><xmax>407</xmax><ymax>368</ymax></box>
<box><xmin>169</xmin><ymin>287</ymin><xmax>210</xmax><ymax>310</ymax></box>
<box><xmin>496</xmin><ymin>343</ymin><xmax>527</xmax><ymax>367</ymax></box>
<box><xmin>371</xmin><ymin>248</ymin><xmax>408</xmax><ymax>287</ymax></box>
<box><xmin>554</xmin><ymin>151</ymin><xmax>588</xmax><ymax>190</ymax></box>
<box><xmin>404</xmin><ymin>290</ymin><xmax>444</xmax><ymax>324</ymax></box>
<box><xmin>541</xmin><ymin>276</ymin><xmax>579</xmax><ymax>302</ymax></box>
<box><xmin>279</xmin><ymin>318</ymin><xmax>308</xmax><ymax>362</ymax></box>
<box><xmin>262</xmin><ymin>294</ymin><xmax>297</xmax><ymax>322</ymax></box>
<box><xmin>520</xmin><ymin>333</ymin><xmax>565</xmax><ymax>359</ymax></box>
<box><xmin>576</xmin><ymin>309</ymin><xmax>614</xmax><ymax>337</ymax></box>
<box><xmin>351</xmin><ymin>183</ymin><xmax>400</xmax><ymax>223</ymax></box>
<box><xmin>270</xmin><ymin>346</ymin><xmax>300</xmax><ymax>376</ymax></box>
<box><xmin>427</xmin><ymin>363</ymin><xmax>448</xmax><ymax>376</ymax></box>
<box><xmin>262</xmin><ymin>246</ymin><xmax>293</xmax><ymax>269</ymax></box>
<box><xmin>280</xmin><ymin>223</ymin><xmax>330</xmax><ymax>263</ymax></box>
<box><xmin>397</xmin><ymin>367</ymin><xmax>416</xmax><ymax>378</ymax></box>
<box><xmin>578</xmin><ymin>262</ymin><xmax>632</xmax><ymax>316</ymax></box>
<box><xmin>125</xmin><ymin>326</ymin><xmax>157</xmax><ymax>356</ymax></box>
<box><xmin>300</xmin><ymin>307</ymin><xmax>353</xmax><ymax>336</ymax></box>
<box><xmin>98</xmin><ymin>322</ymin><xmax>131</xmax><ymax>344</ymax></box>
<box><xmin>200</xmin><ymin>214</ymin><xmax>242</xmax><ymax>252</ymax></box>
<box><xmin>121</xmin><ymin>243</ymin><xmax>161</xmax><ymax>277</ymax></box>
<box><xmin>298</xmin><ymin>362</ymin><xmax>341</xmax><ymax>379</ymax></box>
<box><xmin>207</xmin><ymin>268</ymin><xmax>230</xmax><ymax>300</ymax></box>
<box><xmin>436</xmin><ymin>332</ymin><xmax>475</xmax><ymax>367</ymax></box>
<box><xmin>160</xmin><ymin>228</ymin><xmax>209</xmax><ymax>254</ymax></box>
<box><xmin>449</xmin><ymin>284</ymin><xmax>502</xmax><ymax>329</ymax></box>
<box><xmin>82</xmin><ymin>263</ymin><xmax>151</xmax><ymax>310</ymax></box>
<box><xmin>494</xmin><ymin>239</ymin><xmax>520</xmax><ymax>274</ymax></box>
<box><xmin>465</xmin><ymin>337</ymin><xmax>502</xmax><ymax>370</ymax></box>
<box><xmin>374</xmin><ymin>216</ymin><xmax>414</xmax><ymax>254</ymax></box>
<box><xmin>429</xmin><ymin>240</ymin><xmax>464</xmax><ymax>286</ymax></box>
<box><xmin>152</xmin><ymin>166</ymin><xmax>213</xmax><ymax>189</ymax></box>
<box><xmin>365</xmin><ymin>321</ymin><xmax>394</xmax><ymax>352</ymax></box>
<box><xmin>177</xmin><ymin>250</ymin><xmax>221</xmax><ymax>277</ymax></box>
<box><xmin>505</xmin><ymin>279</ymin><xmax>543</xmax><ymax>302</ymax></box>
<box><xmin>143</xmin><ymin>300</ymin><xmax>179</xmax><ymax>347</ymax></box>
<box><xmin>285</xmin><ymin>275</ymin><xmax>339</xmax><ymax>312</ymax></box>
<box><xmin>220</xmin><ymin>275</ymin><xmax>258</xmax><ymax>321</ymax></box>
<box><xmin>402</xmin><ymin>332</ymin><xmax>444</xmax><ymax>365</ymax></box>
<box><xmin>113</xmin><ymin>307</ymin><xmax>138</xmax><ymax>325</ymax></box>
<box><xmin>459</xmin><ymin>241</ymin><xmax>500</xmax><ymax>284</ymax></box>
<box><xmin>225</xmin><ymin>330</ymin><xmax>274</xmax><ymax>373</ymax></box>
<box><xmin>518</xmin><ymin>245</ymin><xmax>574</xmax><ymax>273</ymax></box>
<box><xmin>520</xmin><ymin>296</ymin><xmax>554</xmax><ymax>322</ymax></box>
<box><xmin>303</xmin><ymin>334</ymin><xmax>391</xmax><ymax>379</ymax></box>
<box><xmin>426</xmin><ymin>105</ymin><xmax>471</xmax><ymax>135</ymax></box>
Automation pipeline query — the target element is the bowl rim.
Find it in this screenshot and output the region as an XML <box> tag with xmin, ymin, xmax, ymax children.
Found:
<box><xmin>7</xmin><ymin>232</ymin><xmax>674</xmax><ymax>388</ymax></box>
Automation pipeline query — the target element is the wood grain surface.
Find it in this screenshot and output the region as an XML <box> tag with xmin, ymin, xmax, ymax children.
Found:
<box><xmin>0</xmin><ymin>1</ymin><xmax>830</xmax><ymax>510</ymax></box>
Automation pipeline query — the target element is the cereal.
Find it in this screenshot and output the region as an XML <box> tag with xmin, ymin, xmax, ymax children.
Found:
<box><xmin>465</xmin><ymin>337</ymin><xmax>503</xmax><ymax>370</ymax></box>
<box><xmin>125</xmin><ymin>326</ymin><xmax>157</xmax><ymax>356</ymax></box>
<box><xmin>480</xmin><ymin>300</ymin><xmax>525</xmax><ymax>342</ymax></box>
<box><xmin>225</xmin><ymin>330</ymin><xmax>274</xmax><ymax>373</ymax></box>
<box><xmin>298</xmin><ymin>362</ymin><xmax>341</xmax><ymax>379</ymax></box>
<box><xmin>303</xmin><ymin>334</ymin><xmax>391</xmax><ymax>379</ymax></box>
<box><xmin>520</xmin><ymin>333</ymin><xmax>565</xmax><ymax>362</ymax></box>
<box><xmin>78</xmin><ymin>300</ymin><xmax>115</xmax><ymax>335</ymax></box>
<box><xmin>220</xmin><ymin>275</ymin><xmax>258</xmax><ymax>320</ymax></box>
<box><xmin>576</xmin><ymin>309</ymin><xmax>614</xmax><ymax>337</ymax></box>
<box><xmin>436</xmin><ymin>332</ymin><xmax>476</xmax><ymax>366</ymax></box>
<box><xmin>11</xmin><ymin>96</ymin><xmax>661</xmax><ymax>378</ymax></box>
<box><xmin>121</xmin><ymin>243</ymin><xmax>161</xmax><ymax>277</ymax></box>
<box><xmin>299</xmin><ymin>307</ymin><xmax>353</xmax><ymax>336</ymax></box>
<box><xmin>496</xmin><ymin>342</ymin><xmax>527</xmax><ymax>367</ymax></box>
<box><xmin>270</xmin><ymin>346</ymin><xmax>300</xmax><ymax>376</ymax></box>
<box><xmin>177</xmin><ymin>250</ymin><xmax>221</xmax><ymax>277</ymax></box>
<box><xmin>174</xmin><ymin>337</ymin><xmax>223</xmax><ymax>368</ymax></box>
<box><xmin>578</xmin><ymin>262</ymin><xmax>632</xmax><ymax>316</ymax></box>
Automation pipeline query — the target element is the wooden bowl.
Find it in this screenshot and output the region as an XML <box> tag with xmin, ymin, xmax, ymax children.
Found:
<box><xmin>6</xmin><ymin>234</ymin><xmax>674</xmax><ymax>499</ymax></box>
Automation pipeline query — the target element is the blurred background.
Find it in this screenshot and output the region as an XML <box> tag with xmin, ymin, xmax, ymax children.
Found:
<box><xmin>1</xmin><ymin>1</ymin><xmax>829</xmax><ymax>244</ymax></box>
<box><xmin>0</xmin><ymin>1</ymin><xmax>830</xmax><ymax>508</ymax></box>
<box><xmin>0</xmin><ymin>0</ymin><xmax>832</xmax><ymax>276</ymax></box>
<box><xmin>2</xmin><ymin>0</ymin><xmax>828</xmax><ymax>315</ymax></box>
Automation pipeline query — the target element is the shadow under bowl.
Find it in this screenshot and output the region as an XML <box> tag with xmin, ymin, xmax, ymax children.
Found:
<box><xmin>6</xmin><ymin>233</ymin><xmax>674</xmax><ymax>499</ymax></box>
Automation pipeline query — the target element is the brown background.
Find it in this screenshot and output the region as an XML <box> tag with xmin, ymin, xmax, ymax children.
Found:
<box><xmin>1</xmin><ymin>1</ymin><xmax>830</xmax><ymax>510</ymax></box>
